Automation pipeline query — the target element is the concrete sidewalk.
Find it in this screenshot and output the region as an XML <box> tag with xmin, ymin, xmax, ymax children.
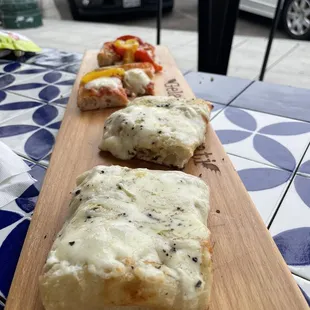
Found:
<box><xmin>13</xmin><ymin>19</ymin><xmax>310</xmax><ymax>89</ymax></box>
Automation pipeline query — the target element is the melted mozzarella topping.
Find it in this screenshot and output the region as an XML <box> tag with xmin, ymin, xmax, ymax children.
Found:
<box><xmin>85</xmin><ymin>77</ymin><xmax>121</xmax><ymax>90</ymax></box>
<box><xmin>99</xmin><ymin>96</ymin><xmax>210</xmax><ymax>164</ymax></box>
<box><xmin>124</xmin><ymin>68</ymin><xmax>151</xmax><ymax>95</ymax></box>
<box><xmin>45</xmin><ymin>165</ymin><xmax>210</xmax><ymax>302</ymax></box>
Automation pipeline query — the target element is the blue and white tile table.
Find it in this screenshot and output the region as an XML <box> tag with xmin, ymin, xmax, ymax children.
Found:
<box><xmin>0</xmin><ymin>50</ymin><xmax>310</xmax><ymax>308</ymax></box>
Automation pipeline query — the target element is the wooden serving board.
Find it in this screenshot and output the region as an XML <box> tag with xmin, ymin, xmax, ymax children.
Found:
<box><xmin>6</xmin><ymin>48</ymin><xmax>308</xmax><ymax>310</ymax></box>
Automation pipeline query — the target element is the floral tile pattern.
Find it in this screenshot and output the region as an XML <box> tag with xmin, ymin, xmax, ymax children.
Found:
<box><xmin>0</xmin><ymin>104</ymin><xmax>65</xmax><ymax>162</ymax></box>
<box><xmin>228</xmin><ymin>154</ymin><xmax>292</xmax><ymax>225</ymax></box>
<box><xmin>294</xmin><ymin>275</ymin><xmax>310</xmax><ymax>306</ymax></box>
<box><xmin>270</xmin><ymin>174</ymin><xmax>310</xmax><ymax>280</ymax></box>
<box><xmin>3</xmin><ymin>70</ymin><xmax>76</xmax><ymax>103</ymax></box>
<box><xmin>210</xmin><ymin>103</ymin><xmax>225</xmax><ymax>120</ymax></box>
<box><xmin>0</xmin><ymin>157</ymin><xmax>46</xmax><ymax>299</ymax></box>
<box><xmin>211</xmin><ymin>106</ymin><xmax>310</xmax><ymax>171</ymax></box>
<box><xmin>231</xmin><ymin>81</ymin><xmax>310</xmax><ymax>122</ymax></box>
<box><xmin>298</xmin><ymin>148</ymin><xmax>310</xmax><ymax>177</ymax></box>
<box><xmin>185</xmin><ymin>71</ymin><xmax>253</xmax><ymax>105</ymax></box>
<box><xmin>24</xmin><ymin>48</ymin><xmax>83</xmax><ymax>70</ymax></box>
<box><xmin>0</xmin><ymin>90</ymin><xmax>43</xmax><ymax>125</ymax></box>
<box><xmin>1</xmin><ymin>54</ymin><xmax>310</xmax><ymax>308</ymax></box>
<box><xmin>0</xmin><ymin>62</ymin><xmax>48</xmax><ymax>89</ymax></box>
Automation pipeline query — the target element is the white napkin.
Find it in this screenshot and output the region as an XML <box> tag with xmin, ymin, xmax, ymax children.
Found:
<box><xmin>0</xmin><ymin>142</ymin><xmax>36</xmax><ymax>208</ymax></box>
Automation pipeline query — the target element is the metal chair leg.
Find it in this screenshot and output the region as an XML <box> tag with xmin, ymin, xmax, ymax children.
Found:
<box><xmin>198</xmin><ymin>0</ymin><xmax>240</xmax><ymax>74</ymax></box>
<box><xmin>157</xmin><ymin>0</ymin><xmax>163</xmax><ymax>45</ymax></box>
<box><xmin>259</xmin><ymin>0</ymin><xmax>283</xmax><ymax>81</ymax></box>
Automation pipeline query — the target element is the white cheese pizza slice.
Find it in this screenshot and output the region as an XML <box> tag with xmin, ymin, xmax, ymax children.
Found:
<box><xmin>40</xmin><ymin>165</ymin><xmax>212</xmax><ymax>310</ymax></box>
<box><xmin>99</xmin><ymin>96</ymin><xmax>213</xmax><ymax>168</ymax></box>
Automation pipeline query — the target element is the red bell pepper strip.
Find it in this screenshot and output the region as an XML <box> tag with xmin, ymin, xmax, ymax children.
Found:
<box><xmin>116</xmin><ymin>35</ymin><xmax>144</xmax><ymax>45</ymax></box>
<box><xmin>134</xmin><ymin>48</ymin><xmax>162</xmax><ymax>72</ymax></box>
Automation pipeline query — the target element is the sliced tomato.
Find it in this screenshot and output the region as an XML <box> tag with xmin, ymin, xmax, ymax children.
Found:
<box><xmin>134</xmin><ymin>49</ymin><xmax>162</xmax><ymax>72</ymax></box>
<box><xmin>116</xmin><ymin>35</ymin><xmax>144</xmax><ymax>44</ymax></box>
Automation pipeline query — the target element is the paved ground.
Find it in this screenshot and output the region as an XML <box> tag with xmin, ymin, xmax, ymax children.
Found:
<box><xmin>52</xmin><ymin>0</ymin><xmax>288</xmax><ymax>38</ymax></box>
<box><xmin>15</xmin><ymin>18</ymin><xmax>310</xmax><ymax>89</ymax></box>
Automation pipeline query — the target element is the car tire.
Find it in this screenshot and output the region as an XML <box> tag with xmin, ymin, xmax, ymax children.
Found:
<box><xmin>68</xmin><ymin>0</ymin><xmax>82</xmax><ymax>20</ymax></box>
<box><xmin>282</xmin><ymin>0</ymin><xmax>310</xmax><ymax>40</ymax></box>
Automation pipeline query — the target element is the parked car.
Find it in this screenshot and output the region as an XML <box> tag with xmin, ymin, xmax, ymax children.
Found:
<box><xmin>68</xmin><ymin>0</ymin><xmax>174</xmax><ymax>20</ymax></box>
<box><xmin>240</xmin><ymin>0</ymin><xmax>310</xmax><ymax>40</ymax></box>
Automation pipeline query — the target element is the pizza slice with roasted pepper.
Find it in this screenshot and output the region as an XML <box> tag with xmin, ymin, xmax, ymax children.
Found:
<box><xmin>77</xmin><ymin>63</ymin><xmax>155</xmax><ymax>111</ymax></box>
<box><xmin>97</xmin><ymin>35</ymin><xmax>163</xmax><ymax>73</ymax></box>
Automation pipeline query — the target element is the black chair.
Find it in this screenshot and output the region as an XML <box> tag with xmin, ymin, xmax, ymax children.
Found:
<box><xmin>156</xmin><ymin>0</ymin><xmax>283</xmax><ymax>80</ymax></box>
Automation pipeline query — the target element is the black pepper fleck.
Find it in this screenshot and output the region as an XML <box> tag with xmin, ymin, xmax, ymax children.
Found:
<box><xmin>152</xmin><ymin>142</ymin><xmax>155</xmax><ymax>144</ymax></box>
<box><xmin>131</xmin><ymin>266</ymin><xmax>134</xmax><ymax>269</ymax></box>
<box><xmin>129</xmin><ymin>220</ymin><xmax>132</xmax><ymax>223</ymax></box>
<box><xmin>171</xmin><ymin>247</ymin><xmax>176</xmax><ymax>252</ymax></box>
<box><xmin>195</xmin><ymin>280</ymin><xmax>202</xmax><ymax>288</ymax></box>
<box><xmin>163</xmin><ymin>249</ymin><xmax>166</xmax><ymax>253</ymax></box>
<box><xmin>87</xmin><ymin>216</ymin><xmax>92</xmax><ymax>219</ymax></box>
<box><xmin>199</xmin><ymin>173</ymin><xmax>202</xmax><ymax>178</ymax></box>
<box><xmin>192</xmin><ymin>257</ymin><xmax>198</xmax><ymax>263</ymax></box>
<box><xmin>178</xmin><ymin>223</ymin><xmax>182</xmax><ymax>226</ymax></box>
<box><xmin>166</xmin><ymin>253</ymin><xmax>169</xmax><ymax>257</ymax></box>
<box><xmin>131</xmin><ymin>127</ymin><xmax>134</xmax><ymax>130</ymax></box>
<box><xmin>117</xmin><ymin>185</ymin><xmax>122</xmax><ymax>189</ymax></box>
<box><xmin>79</xmin><ymin>198</ymin><xmax>82</xmax><ymax>201</ymax></box>
<box><xmin>75</xmin><ymin>190</ymin><xmax>81</xmax><ymax>195</ymax></box>
<box><xmin>158</xmin><ymin>131</ymin><xmax>162</xmax><ymax>134</ymax></box>
<box><xmin>69</xmin><ymin>241</ymin><xmax>75</xmax><ymax>246</ymax></box>
<box><xmin>100</xmin><ymin>170</ymin><xmax>105</xmax><ymax>174</ymax></box>
<box><xmin>216</xmin><ymin>210</ymin><xmax>220</xmax><ymax>214</ymax></box>
<box><xmin>44</xmin><ymin>235</ymin><xmax>47</xmax><ymax>239</ymax></box>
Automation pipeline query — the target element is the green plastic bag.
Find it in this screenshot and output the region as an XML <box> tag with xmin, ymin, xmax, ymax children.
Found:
<box><xmin>0</xmin><ymin>30</ymin><xmax>41</xmax><ymax>57</ymax></box>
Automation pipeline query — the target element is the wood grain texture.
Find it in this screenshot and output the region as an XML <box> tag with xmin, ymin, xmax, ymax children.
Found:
<box><xmin>5</xmin><ymin>47</ymin><xmax>308</xmax><ymax>310</ymax></box>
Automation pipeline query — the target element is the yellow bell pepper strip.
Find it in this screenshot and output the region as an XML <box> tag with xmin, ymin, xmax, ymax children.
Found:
<box><xmin>116</xmin><ymin>35</ymin><xmax>144</xmax><ymax>44</ymax></box>
<box><xmin>80</xmin><ymin>68</ymin><xmax>125</xmax><ymax>84</ymax></box>
<box><xmin>113</xmin><ymin>38</ymin><xmax>140</xmax><ymax>63</ymax></box>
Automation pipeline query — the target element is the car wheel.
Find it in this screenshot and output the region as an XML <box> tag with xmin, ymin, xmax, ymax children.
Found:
<box><xmin>282</xmin><ymin>0</ymin><xmax>310</xmax><ymax>40</ymax></box>
<box><xmin>68</xmin><ymin>0</ymin><xmax>82</xmax><ymax>20</ymax></box>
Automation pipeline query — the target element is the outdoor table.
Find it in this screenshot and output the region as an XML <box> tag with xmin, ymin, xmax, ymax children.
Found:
<box><xmin>0</xmin><ymin>48</ymin><xmax>310</xmax><ymax>309</ymax></box>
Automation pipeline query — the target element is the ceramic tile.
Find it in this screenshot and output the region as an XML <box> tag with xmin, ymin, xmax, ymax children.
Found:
<box><xmin>270</xmin><ymin>174</ymin><xmax>310</xmax><ymax>280</ymax></box>
<box><xmin>298</xmin><ymin>147</ymin><xmax>310</xmax><ymax>177</ymax></box>
<box><xmin>25</xmin><ymin>48</ymin><xmax>83</xmax><ymax>69</ymax></box>
<box><xmin>210</xmin><ymin>103</ymin><xmax>225</xmax><ymax>120</ymax></box>
<box><xmin>39</xmin><ymin>153</ymin><xmax>52</xmax><ymax>167</ymax></box>
<box><xmin>0</xmin><ymin>62</ymin><xmax>48</xmax><ymax>89</ymax></box>
<box><xmin>211</xmin><ymin>106</ymin><xmax>310</xmax><ymax>171</ymax></box>
<box><xmin>51</xmin><ymin>94</ymin><xmax>70</xmax><ymax>107</ymax></box>
<box><xmin>231</xmin><ymin>81</ymin><xmax>310</xmax><ymax>122</ymax></box>
<box><xmin>0</xmin><ymin>90</ymin><xmax>43</xmax><ymax>125</ymax></box>
<box><xmin>58</xmin><ymin>62</ymin><xmax>81</xmax><ymax>74</ymax></box>
<box><xmin>294</xmin><ymin>275</ymin><xmax>310</xmax><ymax>306</ymax></box>
<box><xmin>228</xmin><ymin>154</ymin><xmax>291</xmax><ymax>225</ymax></box>
<box><xmin>184</xmin><ymin>72</ymin><xmax>253</xmax><ymax>105</ymax></box>
<box><xmin>0</xmin><ymin>104</ymin><xmax>65</xmax><ymax>162</ymax></box>
<box><xmin>0</xmin><ymin>215</ymin><xmax>30</xmax><ymax>298</ymax></box>
<box><xmin>3</xmin><ymin>70</ymin><xmax>76</xmax><ymax>103</ymax></box>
